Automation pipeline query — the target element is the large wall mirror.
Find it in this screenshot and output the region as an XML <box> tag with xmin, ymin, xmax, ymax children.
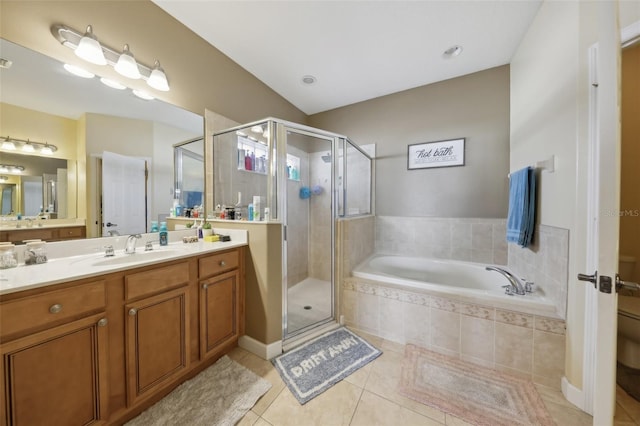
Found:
<box><xmin>0</xmin><ymin>39</ymin><xmax>204</xmax><ymax>238</ymax></box>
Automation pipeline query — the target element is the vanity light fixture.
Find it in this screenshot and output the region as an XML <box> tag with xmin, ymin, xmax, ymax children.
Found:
<box><xmin>1</xmin><ymin>137</ymin><xmax>58</xmax><ymax>155</ymax></box>
<box><xmin>114</xmin><ymin>44</ymin><xmax>141</xmax><ymax>79</ymax></box>
<box><xmin>147</xmin><ymin>60</ymin><xmax>169</xmax><ymax>91</ymax></box>
<box><xmin>22</xmin><ymin>142</ymin><xmax>36</xmax><ymax>153</ymax></box>
<box><xmin>52</xmin><ymin>24</ymin><xmax>170</xmax><ymax>91</ymax></box>
<box><xmin>0</xmin><ymin>164</ymin><xmax>25</xmax><ymax>174</ymax></box>
<box><xmin>1</xmin><ymin>139</ymin><xmax>16</xmax><ymax>150</ymax></box>
<box><xmin>75</xmin><ymin>25</ymin><xmax>107</xmax><ymax>65</ymax></box>
<box><xmin>40</xmin><ymin>144</ymin><xmax>54</xmax><ymax>155</ymax></box>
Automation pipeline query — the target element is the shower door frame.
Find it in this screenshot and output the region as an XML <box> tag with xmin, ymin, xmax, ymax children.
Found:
<box><xmin>278</xmin><ymin>122</ymin><xmax>339</xmax><ymax>342</ymax></box>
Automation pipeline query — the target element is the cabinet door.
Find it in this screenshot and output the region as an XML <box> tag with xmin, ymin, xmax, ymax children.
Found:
<box><xmin>125</xmin><ymin>286</ymin><xmax>189</xmax><ymax>407</ymax></box>
<box><xmin>200</xmin><ymin>270</ymin><xmax>239</xmax><ymax>359</ymax></box>
<box><xmin>0</xmin><ymin>313</ymin><xmax>109</xmax><ymax>426</ymax></box>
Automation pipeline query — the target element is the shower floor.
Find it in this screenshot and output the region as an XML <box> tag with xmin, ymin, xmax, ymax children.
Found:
<box><xmin>286</xmin><ymin>277</ymin><xmax>332</xmax><ymax>334</ymax></box>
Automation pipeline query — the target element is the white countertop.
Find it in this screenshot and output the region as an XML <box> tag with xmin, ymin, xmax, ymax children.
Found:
<box><xmin>0</xmin><ymin>218</ymin><xmax>86</xmax><ymax>231</ymax></box>
<box><xmin>0</xmin><ymin>228</ymin><xmax>247</xmax><ymax>295</ymax></box>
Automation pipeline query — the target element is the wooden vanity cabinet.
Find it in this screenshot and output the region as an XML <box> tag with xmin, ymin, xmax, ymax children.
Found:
<box><xmin>0</xmin><ymin>279</ymin><xmax>109</xmax><ymax>426</ymax></box>
<box><xmin>124</xmin><ymin>262</ymin><xmax>191</xmax><ymax>407</ymax></box>
<box><xmin>0</xmin><ymin>246</ymin><xmax>245</xmax><ymax>425</ymax></box>
<box><xmin>0</xmin><ymin>225</ymin><xmax>86</xmax><ymax>244</ymax></box>
<box><xmin>198</xmin><ymin>249</ymin><xmax>243</xmax><ymax>360</ymax></box>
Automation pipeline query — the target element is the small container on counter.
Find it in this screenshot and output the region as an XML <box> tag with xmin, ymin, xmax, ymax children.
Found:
<box><xmin>0</xmin><ymin>244</ymin><xmax>19</xmax><ymax>269</ymax></box>
<box><xmin>25</xmin><ymin>241</ymin><xmax>48</xmax><ymax>265</ymax></box>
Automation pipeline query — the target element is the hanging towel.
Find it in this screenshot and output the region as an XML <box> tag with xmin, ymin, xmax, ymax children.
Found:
<box><xmin>506</xmin><ymin>167</ymin><xmax>536</xmax><ymax>248</ymax></box>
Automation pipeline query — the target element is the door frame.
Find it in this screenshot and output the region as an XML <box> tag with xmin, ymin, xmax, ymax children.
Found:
<box><xmin>577</xmin><ymin>14</ymin><xmax>640</xmax><ymax>422</ymax></box>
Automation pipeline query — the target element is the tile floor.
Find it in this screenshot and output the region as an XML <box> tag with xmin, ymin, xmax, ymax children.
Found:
<box><xmin>230</xmin><ymin>328</ymin><xmax>640</xmax><ymax>426</ymax></box>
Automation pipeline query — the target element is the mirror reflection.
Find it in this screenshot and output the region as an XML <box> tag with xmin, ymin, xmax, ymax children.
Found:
<box><xmin>0</xmin><ymin>38</ymin><xmax>204</xmax><ymax>238</ymax></box>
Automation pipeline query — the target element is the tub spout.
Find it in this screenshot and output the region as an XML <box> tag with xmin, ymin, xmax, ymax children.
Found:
<box><xmin>486</xmin><ymin>266</ymin><xmax>526</xmax><ymax>295</ymax></box>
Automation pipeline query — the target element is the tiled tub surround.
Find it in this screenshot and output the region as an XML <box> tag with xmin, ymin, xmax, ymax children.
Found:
<box><xmin>375</xmin><ymin>216</ymin><xmax>508</xmax><ymax>266</ymax></box>
<box><xmin>508</xmin><ymin>225</ymin><xmax>569</xmax><ymax>319</ymax></box>
<box><xmin>342</xmin><ymin>278</ymin><xmax>566</xmax><ymax>389</ymax></box>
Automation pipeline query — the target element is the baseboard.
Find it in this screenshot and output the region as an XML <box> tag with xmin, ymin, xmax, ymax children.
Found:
<box><xmin>562</xmin><ymin>376</ymin><xmax>588</xmax><ymax>413</ymax></box>
<box><xmin>239</xmin><ymin>335</ymin><xmax>282</xmax><ymax>360</ymax></box>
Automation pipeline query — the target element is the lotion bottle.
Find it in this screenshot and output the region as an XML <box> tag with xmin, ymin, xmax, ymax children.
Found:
<box><xmin>159</xmin><ymin>222</ymin><xmax>168</xmax><ymax>246</ymax></box>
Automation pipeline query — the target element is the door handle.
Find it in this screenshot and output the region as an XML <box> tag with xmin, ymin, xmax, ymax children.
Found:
<box><xmin>577</xmin><ymin>271</ymin><xmax>598</xmax><ymax>289</ymax></box>
<box><xmin>616</xmin><ymin>274</ymin><xmax>640</xmax><ymax>292</ymax></box>
<box><xmin>106</xmin><ymin>222</ymin><xmax>118</xmax><ymax>227</ymax></box>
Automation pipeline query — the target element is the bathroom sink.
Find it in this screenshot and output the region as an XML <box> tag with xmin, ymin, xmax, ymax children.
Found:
<box><xmin>67</xmin><ymin>246</ymin><xmax>190</xmax><ymax>268</ymax></box>
<box><xmin>90</xmin><ymin>248</ymin><xmax>189</xmax><ymax>267</ymax></box>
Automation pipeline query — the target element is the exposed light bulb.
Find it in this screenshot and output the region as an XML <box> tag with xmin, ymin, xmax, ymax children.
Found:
<box><xmin>40</xmin><ymin>145</ymin><xmax>54</xmax><ymax>155</ymax></box>
<box><xmin>1</xmin><ymin>140</ymin><xmax>16</xmax><ymax>150</ymax></box>
<box><xmin>22</xmin><ymin>143</ymin><xmax>35</xmax><ymax>153</ymax></box>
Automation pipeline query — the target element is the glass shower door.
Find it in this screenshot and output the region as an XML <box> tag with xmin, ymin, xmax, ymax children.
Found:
<box><xmin>283</xmin><ymin>127</ymin><xmax>335</xmax><ymax>338</ymax></box>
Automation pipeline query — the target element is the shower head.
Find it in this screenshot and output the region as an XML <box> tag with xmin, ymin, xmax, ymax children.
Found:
<box><xmin>321</xmin><ymin>153</ymin><xmax>331</xmax><ymax>163</ymax></box>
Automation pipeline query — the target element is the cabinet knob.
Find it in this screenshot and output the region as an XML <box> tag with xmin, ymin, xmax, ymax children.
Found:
<box><xmin>97</xmin><ymin>318</ymin><xmax>108</xmax><ymax>327</ymax></box>
<box><xmin>128</xmin><ymin>308</ymin><xmax>137</xmax><ymax>316</ymax></box>
<box><xmin>49</xmin><ymin>304</ymin><xmax>62</xmax><ymax>314</ymax></box>
<box><xmin>202</xmin><ymin>283</ymin><xmax>208</xmax><ymax>289</ymax></box>
<box><xmin>219</xmin><ymin>260</ymin><xmax>226</xmax><ymax>267</ymax></box>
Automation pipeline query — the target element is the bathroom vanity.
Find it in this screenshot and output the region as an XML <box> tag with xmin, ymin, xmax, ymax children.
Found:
<box><xmin>0</xmin><ymin>235</ymin><xmax>246</xmax><ymax>425</ymax></box>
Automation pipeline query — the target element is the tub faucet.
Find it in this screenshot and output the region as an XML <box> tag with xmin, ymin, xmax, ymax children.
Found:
<box><xmin>486</xmin><ymin>266</ymin><xmax>526</xmax><ymax>295</ymax></box>
<box><xmin>125</xmin><ymin>234</ymin><xmax>142</xmax><ymax>254</ymax></box>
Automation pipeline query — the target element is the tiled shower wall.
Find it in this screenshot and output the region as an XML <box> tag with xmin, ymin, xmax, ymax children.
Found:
<box><xmin>375</xmin><ymin>216</ymin><xmax>508</xmax><ymax>265</ymax></box>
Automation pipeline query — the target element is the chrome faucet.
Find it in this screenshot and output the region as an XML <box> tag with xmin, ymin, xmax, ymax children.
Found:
<box><xmin>125</xmin><ymin>234</ymin><xmax>142</xmax><ymax>254</ymax></box>
<box><xmin>486</xmin><ymin>266</ymin><xmax>526</xmax><ymax>295</ymax></box>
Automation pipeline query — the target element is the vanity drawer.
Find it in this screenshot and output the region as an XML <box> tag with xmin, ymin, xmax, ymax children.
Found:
<box><xmin>199</xmin><ymin>250</ymin><xmax>239</xmax><ymax>278</ymax></box>
<box><xmin>57</xmin><ymin>226</ymin><xmax>85</xmax><ymax>239</ymax></box>
<box><xmin>0</xmin><ymin>280</ymin><xmax>106</xmax><ymax>338</ymax></box>
<box><xmin>125</xmin><ymin>262</ymin><xmax>190</xmax><ymax>301</ymax></box>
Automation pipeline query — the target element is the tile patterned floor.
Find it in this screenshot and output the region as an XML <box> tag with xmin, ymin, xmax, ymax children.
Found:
<box><xmin>230</xmin><ymin>328</ymin><xmax>640</xmax><ymax>426</ymax></box>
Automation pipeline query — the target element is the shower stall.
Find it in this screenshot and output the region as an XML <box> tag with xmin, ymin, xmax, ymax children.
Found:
<box><xmin>212</xmin><ymin>118</ymin><xmax>372</xmax><ymax>346</ymax></box>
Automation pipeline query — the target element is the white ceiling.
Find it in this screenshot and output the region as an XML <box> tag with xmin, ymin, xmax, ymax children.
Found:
<box><xmin>153</xmin><ymin>0</ymin><xmax>542</xmax><ymax>115</ymax></box>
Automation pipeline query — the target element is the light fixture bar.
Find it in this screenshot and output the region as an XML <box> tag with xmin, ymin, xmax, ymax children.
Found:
<box><xmin>1</xmin><ymin>136</ymin><xmax>58</xmax><ymax>154</ymax></box>
<box><xmin>51</xmin><ymin>24</ymin><xmax>170</xmax><ymax>91</ymax></box>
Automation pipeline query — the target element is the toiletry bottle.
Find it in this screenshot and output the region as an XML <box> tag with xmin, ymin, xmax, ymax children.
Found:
<box><xmin>248</xmin><ymin>204</ymin><xmax>254</xmax><ymax>221</ymax></box>
<box><xmin>197</xmin><ymin>219</ymin><xmax>203</xmax><ymax>239</ymax></box>
<box><xmin>159</xmin><ymin>222</ymin><xmax>168</xmax><ymax>246</ymax></box>
<box><xmin>264</xmin><ymin>207</ymin><xmax>270</xmax><ymax>222</ymax></box>
<box><xmin>151</xmin><ymin>221</ymin><xmax>159</xmax><ymax>233</ymax></box>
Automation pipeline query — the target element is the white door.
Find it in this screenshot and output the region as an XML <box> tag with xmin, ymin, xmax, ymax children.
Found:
<box><xmin>102</xmin><ymin>151</ymin><xmax>147</xmax><ymax>236</ymax></box>
<box><xmin>580</xmin><ymin>2</ymin><xmax>621</xmax><ymax>424</ymax></box>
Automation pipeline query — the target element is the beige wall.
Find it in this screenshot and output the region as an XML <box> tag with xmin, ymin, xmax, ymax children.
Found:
<box><xmin>510</xmin><ymin>0</ymin><xmax>640</xmax><ymax>392</ymax></box>
<box><xmin>0</xmin><ymin>0</ymin><xmax>306</xmax><ymax>126</ymax></box>
<box><xmin>0</xmin><ymin>103</ymin><xmax>78</xmax><ymax>160</ymax></box>
<box><xmin>309</xmin><ymin>65</ymin><xmax>510</xmax><ymax>218</ymax></box>
<box><xmin>620</xmin><ymin>44</ymin><xmax>640</xmax><ymax>283</ymax></box>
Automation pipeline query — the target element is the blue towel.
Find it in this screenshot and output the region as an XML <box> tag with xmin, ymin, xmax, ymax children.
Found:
<box><xmin>506</xmin><ymin>167</ymin><xmax>536</xmax><ymax>247</ymax></box>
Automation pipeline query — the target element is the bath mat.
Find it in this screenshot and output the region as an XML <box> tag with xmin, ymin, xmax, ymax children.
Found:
<box><xmin>125</xmin><ymin>355</ymin><xmax>271</xmax><ymax>426</ymax></box>
<box><xmin>399</xmin><ymin>345</ymin><xmax>555</xmax><ymax>426</ymax></box>
<box><xmin>617</xmin><ymin>362</ymin><xmax>640</xmax><ymax>401</ymax></box>
<box><xmin>272</xmin><ymin>327</ymin><xmax>382</xmax><ymax>404</ymax></box>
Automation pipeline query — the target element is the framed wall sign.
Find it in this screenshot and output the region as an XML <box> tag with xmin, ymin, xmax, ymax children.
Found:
<box><xmin>407</xmin><ymin>138</ymin><xmax>465</xmax><ymax>170</ymax></box>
